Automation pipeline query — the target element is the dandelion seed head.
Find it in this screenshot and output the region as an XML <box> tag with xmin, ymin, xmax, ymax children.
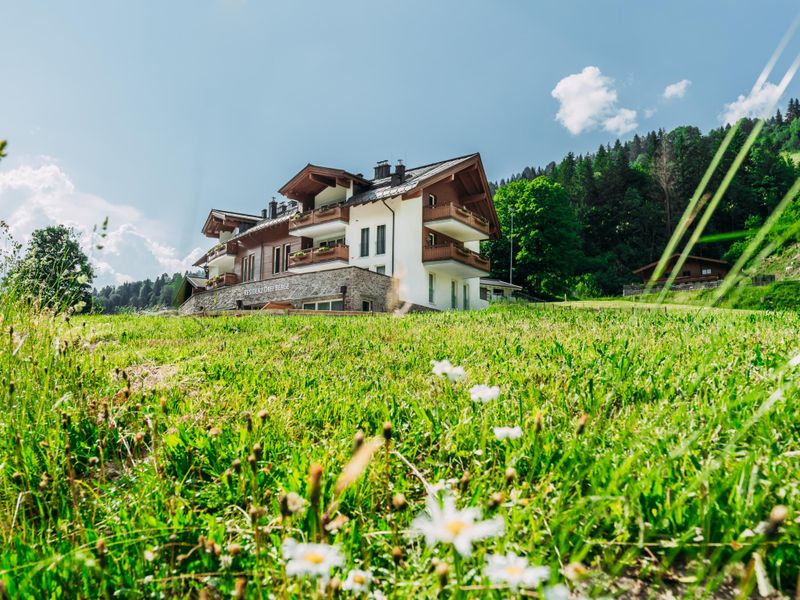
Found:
<box><xmin>470</xmin><ymin>384</ymin><xmax>500</xmax><ymax>402</ymax></box>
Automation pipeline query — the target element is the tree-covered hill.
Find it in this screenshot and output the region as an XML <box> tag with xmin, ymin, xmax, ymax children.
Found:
<box><xmin>488</xmin><ymin>99</ymin><xmax>800</xmax><ymax>296</ymax></box>
<box><xmin>92</xmin><ymin>272</ymin><xmax>197</xmax><ymax>313</ymax></box>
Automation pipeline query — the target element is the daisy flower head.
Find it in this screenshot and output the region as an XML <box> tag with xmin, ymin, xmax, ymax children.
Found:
<box><xmin>544</xmin><ymin>583</ymin><xmax>571</xmax><ymax>600</ymax></box>
<box><xmin>484</xmin><ymin>552</ymin><xmax>550</xmax><ymax>591</ymax></box>
<box><xmin>282</xmin><ymin>538</ymin><xmax>343</xmax><ymax>584</ymax></box>
<box><xmin>470</xmin><ymin>384</ymin><xmax>500</xmax><ymax>402</ymax></box>
<box><xmin>342</xmin><ymin>569</ymin><xmax>372</xmax><ymax>593</ymax></box>
<box><xmin>431</xmin><ymin>359</ymin><xmax>466</xmax><ymax>382</ymax></box>
<box><xmin>493</xmin><ymin>426</ymin><xmax>523</xmax><ymax>441</ymax></box>
<box><xmin>410</xmin><ymin>494</ymin><xmax>504</xmax><ymax>557</ymax></box>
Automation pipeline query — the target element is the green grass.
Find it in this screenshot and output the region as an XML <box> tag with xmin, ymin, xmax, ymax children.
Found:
<box><xmin>2</xmin><ymin>299</ymin><xmax>800</xmax><ymax>598</ymax></box>
<box><xmin>627</xmin><ymin>279</ymin><xmax>800</xmax><ymax>312</ymax></box>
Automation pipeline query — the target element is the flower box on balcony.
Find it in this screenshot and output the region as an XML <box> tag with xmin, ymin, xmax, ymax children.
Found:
<box><xmin>316</xmin><ymin>246</ymin><xmax>334</xmax><ymax>254</ymax></box>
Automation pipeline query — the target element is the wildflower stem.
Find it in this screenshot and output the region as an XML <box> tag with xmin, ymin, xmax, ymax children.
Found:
<box><xmin>452</xmin><ymin>549</ymin><xmax>465</xmax><ymax>600</ymax></box>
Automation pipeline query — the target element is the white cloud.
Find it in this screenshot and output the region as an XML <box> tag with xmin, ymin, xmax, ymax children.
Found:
<box><xmin>644</xmin><ymin>107</ymin><xmax>658</xmax><ymax>118</ymax></box>
<box><xmin>551</xmin><ymin>66</ymin><xmax>638</xmax><ymax>135</ymax></box>
<box><xmin>721</xmin><ymin>81</ymin><xmax>782</xmax><ymax>125</ymax></box>
<box><xmin>663</xmin><ymin>79</ymin><xmax>692</xmax><ymax>100</ymax></box>
<box><xmin>603</xmin><ymin>108</ymin><xmax>639</xmax><ymax>135</ymax></box>
<box><xmin>0</xmin><ymin>158</ymin><xmax>202</xmax><ymax>287</ymax></box>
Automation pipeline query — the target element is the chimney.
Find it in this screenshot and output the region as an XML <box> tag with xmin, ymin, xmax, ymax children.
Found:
<box><xmin>391</xmin><ymin>160</ymin><xmax>406</xmax><ymax>186</ymax></box>
<box><xmin>269</xmin><ymin>197</ymin><xmax>278</xmax><ymax>219</ymax></box>
<box><xmin>374</xmin><ymin>160</ymin><xmax>390</xmax><ymax>180</ymax></box>
<box><xmin>261</xmin><ymin>208</ymin><xmax>268</xmax><ymax>219</ymax></box>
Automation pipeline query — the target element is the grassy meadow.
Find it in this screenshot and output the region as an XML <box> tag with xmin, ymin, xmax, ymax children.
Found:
<box><xmin>1</xmin><ymin>300</ymin><xmax>800</xmax><ymax>598</ymax></box>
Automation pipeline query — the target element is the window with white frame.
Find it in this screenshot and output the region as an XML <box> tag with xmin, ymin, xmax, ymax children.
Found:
<box><xmin>302</xmin><ymin>299</ymin><xmax>344</xmax><ymax>311</ymax></box>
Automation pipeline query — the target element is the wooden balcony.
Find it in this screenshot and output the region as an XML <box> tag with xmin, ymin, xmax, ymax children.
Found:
<box><xmin>423</xmin><ymin>203</ymin><xmax>491</xmax><ymax>241</ymax></box>
<box><xmin>207</xmin><ymin>241</ymin><xmax>238</xmax><ymax>263</ymax></box>
<box><xmin>207</xmin><ymin>272</ymin><xmax>238</xmax><ymax>290</ymax></box>
<box><xmin>288</xmin><ymin>244</ymin><xmax>350</xmax><ymax>271</ymax></box>
<box><xmin>288</xmin><ymin>205</ymin><xmax>350</xmax><ymax>238</ymax></box>
<box><xmin>423</xmin><ymin>243</ymin><xmax>490</xmax><ymax>277</ymax></box>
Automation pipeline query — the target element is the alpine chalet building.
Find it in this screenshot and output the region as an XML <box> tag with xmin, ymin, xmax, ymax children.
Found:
<box><xmin>177</xmin><ymin>153</ymin><xmax>500</xmax><ymax>314</ymax></box>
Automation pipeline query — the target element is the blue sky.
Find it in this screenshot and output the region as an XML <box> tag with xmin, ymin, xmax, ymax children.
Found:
<box><xmin>1</xmin><ymin>0</ymin><xmax>799</xmax><ymax>285</ymax></box>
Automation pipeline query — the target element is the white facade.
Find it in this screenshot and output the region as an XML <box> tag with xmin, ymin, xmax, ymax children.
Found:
<box><xmin>289</xmin><ymin>188</ymin><xmax>488</xmax><ymax>311</ymax></box>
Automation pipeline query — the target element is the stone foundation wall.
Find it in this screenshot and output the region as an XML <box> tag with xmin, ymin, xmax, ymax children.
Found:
<box><xmin>623</xmin><ymin>279</ymin><xmax>723</xmax><ymax>297</ymax></box>
<box><xmin>179</xmin><ymin>267</ymin><xmax>394</xmax><ymax>315</ymax></box>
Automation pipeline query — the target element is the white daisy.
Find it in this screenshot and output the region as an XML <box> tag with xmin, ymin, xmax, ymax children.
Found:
<box><xmin>493</xmin><ymin>426</ymin><xmax>523</xmax><ymax>440</ymax></box>
<box><xmin>410</xmin><ymin>494</ymin><xmax>504</xmax><ymax>557</ymax></box>
<box><xmin>484</xmin><ymin>552</ymin><xmax>550</xmax><ymax>591</ymax></box>
<box><xmin>431</xmin><ymin>359</ymin><xmax>466</xmax><ymax>382</ymax></box>
<box><xmin>282</xmin><ymin>538</ymin><xmax>343</xmax><ymax>584</ymax></box>
<box><xmin>342</xmin><ymin>569</ymin><xmax>372</xmax><ymax>593</ymax></box>
<box><xmin>470</xmin><ymin>384</ymin><xmax>500</xmax><ymax>402</ymax></box>
<box><xmin>544</xmin><ymin>584</ymin><xmax>571</xmax><ymax>600</ymax></box>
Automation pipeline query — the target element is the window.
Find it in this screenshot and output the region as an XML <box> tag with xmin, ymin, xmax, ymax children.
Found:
<box><xmin>701</xmin><ymin>267</ymin><xmax>712</xmax><ymax>275</ymax></box>
<box><xmin>682</xmin><ymin>270</ymin><xmax>691</xmax><ymax>277</ymax></box>
<box><xmin>428</xmin><ymin>273</ymin><xmax>435</xmax><ymax>303</ymax></box>
<box><xmin>283</xmin><ymin>244</ymin><xmax>291</xmax><ymax>271</ymax></box>
<box><xmin>360</xmin><ymin>227</ymin><xmax>369</xmax><ymax>257</ymax></box>
<box><xmin>302</xmin><ymin>299</ymin><xmax>345</xmax><ymax>311</ymax></box>
<box><xmin>273</xmin><ymin>246</ymin><xmax>282</xmax><ymax>274</ymax></box>
<box><xmin>480</xmin><ymin>287</ymin><xmax>488</xmax><ymax>301</ymax></box>
<box><xmin>362</xmin><ymin>300</ymin><xmax>373</xmax><ymax>312</ymax></box>
<box><xmin>428</xmin><ymin>193</ymin><xmax>437</xmax><ymax>207</ymax></box>
<box><xmin>376</xmin><ymin>265</ymin><xmax>386</xmax><ymax>275</ymax></box>
<box><xmin>376</xmin><ymin>224</ymin><xmax>386</xmax><ymax>255</ymax></box>
<box><xmin>451</xmin><ymin>281</ymin><xmax>457</xmax><ymax>309</ymax></box>
<box><xmin>427</xmin><ymin>232</ymin><xmax>436</xmax><ymax>247</ymax></box>
<box><xmin>463</xmin><ymin>285</ymin><xmax>469</xmax><ymax>310</ymax></box>
<box><xmin>320</xmin><ymin>237</ymin><xmax>344</xmax><ymax>248</ymax></box>
<box><xmin>243</xmin><ymin>254</ymin><xmax>255</xmax><ymax>282</ymax></box>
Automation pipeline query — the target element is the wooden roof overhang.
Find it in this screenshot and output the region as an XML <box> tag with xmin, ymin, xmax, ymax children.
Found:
<box><xmin>400</xmin><ymin>154</ymin><xmax>502</xmax><ymax>239</ymax></box>
<box><xmin>278</xmin><ymin>164</ymin><xmax>370</xmax><ymax>204</ymax></box>
<box><xmin>201</xmin><ymin>209</ymin><xmax>261</xmax><ymax>238</ymax></box>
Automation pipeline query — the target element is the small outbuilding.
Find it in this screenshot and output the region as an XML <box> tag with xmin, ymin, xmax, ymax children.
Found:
<box><xmin>479</xmin><ymin>278</ymin><xmax>522</xmax><ymax>301</ymax></box>
<box><xmin>172</xmin><ymin>276</ymin><xmax>208</xmax><ymax>307</ymax></box>
<box><xmin>632</xmin><ymin>254</ymin><xmax>730</xmax><ymax>284</ymax></box>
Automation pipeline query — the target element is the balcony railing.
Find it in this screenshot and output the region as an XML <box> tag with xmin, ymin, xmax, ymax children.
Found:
<box><xmin>422</xmin><ymin>243</ymin><xmax>490</xmax><ymax>272</ymax></box>
<box><xmin>288</xmin><ymin>205</ymin><xmax>350</xmax><ymax>231</ymax></box>
<box><xmin>288</xmin><ymin>244</ymin><xmax>350</xmax><ymax>268</ymax></box>
<box><xmin>207</xmin><ymin>272</ymin><xmax>238</xmax><ymax>289</ymax></box>
<box><xmin>423</xmin><ymin>203</ymin><xmax>491</xmax><ymax>237</ymax></box>
<box><xmin>207</xmin><ymin>241</ymin><xmax>238</xmax><ymax>263</ymax></box>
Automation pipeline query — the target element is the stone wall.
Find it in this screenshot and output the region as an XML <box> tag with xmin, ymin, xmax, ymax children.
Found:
<box><xmin>178</xmin><ymin>267</ymin><xmax>393</xmax><ymax>315</ymax></box>
<box><xmin>623</xmin><ymin>279</ymin><xmax>723</xmax><ymax>297</ymax></box>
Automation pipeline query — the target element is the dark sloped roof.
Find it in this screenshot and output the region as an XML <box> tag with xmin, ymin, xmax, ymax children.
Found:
<box><xmin>632</xmin><ymin>253</ymin><xmax>730</xmax><ymax>274</ymax></box>
<box><xmin>208</xmin><ymin>209</ymin><xmax>261</xmax><ymax>221</ymax></box>
<box><xmin>347</xmin><ymin>154</ymin><xmax>479</xmax><ymax>205</ymax></box>
<box><xmin>194</xmin><ymin>207</ymin><xmax>300</xmax><ymax>266</ymax></box>
<box><xmin>480</xmin><ymin>278</ymin><xmax>522</xmax><ymax>290</ymax></box>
